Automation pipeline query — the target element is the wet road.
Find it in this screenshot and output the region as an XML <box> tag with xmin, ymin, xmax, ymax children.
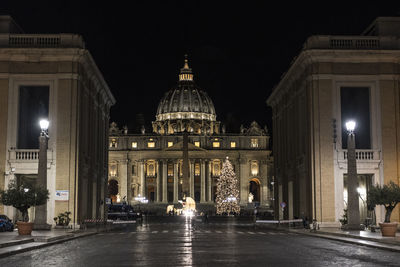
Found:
<box><xmin>1</xmin><ymin>218</ymin><xmax>399</xmax><ymax>266</ymax></box>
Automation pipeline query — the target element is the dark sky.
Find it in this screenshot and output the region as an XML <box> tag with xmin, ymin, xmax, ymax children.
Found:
<box><xmin>2</xmin><ymin>2</ymin><xmax>400</xmax><ymax>133</ymax></box>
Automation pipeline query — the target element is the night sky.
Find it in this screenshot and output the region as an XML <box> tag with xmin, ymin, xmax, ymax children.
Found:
<box><xmin>2</xmin><ymin>2</ymin><xmax>400</xmax><ymax>134</ymax></box>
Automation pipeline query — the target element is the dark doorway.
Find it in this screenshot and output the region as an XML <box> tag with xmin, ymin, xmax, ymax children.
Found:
<box><xmin>195</xmin><ymin>191</ymin><xmax>200</xmax><ymax>202</ymax></box>
<box><xmin>148</xmin><ymin>186</ymin><xmax>155</xmax><ymax>202</ymax></box>
<box><xmin>108</xmin><ymin>179</ymin><xmax>118</xmax><ymax>203</ymax></box>
<box><xmin>249</xmin><ymin>179</ymin><xmax>260</xmax><ymax>202</ymax></box>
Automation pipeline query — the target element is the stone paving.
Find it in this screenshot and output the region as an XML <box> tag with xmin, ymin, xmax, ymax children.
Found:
<box><xmin>0</xmin><ymin>221</ymin><xmax>399</xmax><ymax>266</ymax></box>
<box><xmin>0</xmin><ymin>218</ymin><xmax>400</xmax><ymax>265</ymax></box>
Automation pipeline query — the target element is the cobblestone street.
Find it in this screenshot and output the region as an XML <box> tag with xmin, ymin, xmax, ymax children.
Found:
<box><xmin>0</xmin><ymin>218</ymin><xmax>399</xmax><ymax>266</ymax></box>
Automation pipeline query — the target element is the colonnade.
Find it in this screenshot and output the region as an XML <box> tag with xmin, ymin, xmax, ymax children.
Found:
<box><xmin>138</xmin><ymin>159</ymin><xmax>212</xmax><ymax>203</ymax></box>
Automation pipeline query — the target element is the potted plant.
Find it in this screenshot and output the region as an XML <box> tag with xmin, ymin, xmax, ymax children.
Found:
<box><xmin>0</xmin><ymin>180</ymin><xmax>49</xmax><ymax>235</ymax></box>
<box><xmin>53</xmin><ymin>211</ymin><xmax>71</xmax><ymax>229</ymax></box>
<box><xmin>368</xmin><ymin>181</ymin><xmax>400</xmax><ymax>237</ymax></box>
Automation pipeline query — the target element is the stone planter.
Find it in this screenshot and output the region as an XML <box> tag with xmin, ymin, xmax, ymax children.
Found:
<box><xmin>379</xmin><ymin>222</ymin><xmax>398</xmax><ymax>237</ymax></box>
<box><xmin>16</xmin><ymin>221</ymin><xmax>34</xmax><ymax>235</ymax></box>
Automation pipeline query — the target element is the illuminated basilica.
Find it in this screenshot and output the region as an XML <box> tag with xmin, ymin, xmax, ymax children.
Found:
<box><xmin>108</xmin><ymin>58</ymin><xmax>273</xmax><ymax>211</ymax></box>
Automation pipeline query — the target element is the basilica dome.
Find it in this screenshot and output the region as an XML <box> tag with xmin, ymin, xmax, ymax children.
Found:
<box><xmin>153</xmin><ymin>57</ymin><xmax>220</xmax><ymax>135</ymax></box>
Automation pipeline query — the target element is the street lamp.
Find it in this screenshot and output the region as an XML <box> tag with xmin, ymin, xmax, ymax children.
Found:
<box><xmin>345</xmin><ymin>120</ymin><xmax>362</xmax><ymax>230</ymax></box>
<box><xmin>34</xmin><ymin>119</ymin><xmax>51</xmax><ymax>230</ymax></box>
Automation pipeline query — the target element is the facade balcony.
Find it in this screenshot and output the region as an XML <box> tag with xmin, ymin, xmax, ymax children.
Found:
<box><xmin>7</xmin><ymin>149</ymin><xmax>53</xmax><ymax>174</ymax></box>
<box><xmin>337</xmin><ymin>149</ymin><xmax>381</xmax><ymax>171</ymax></box>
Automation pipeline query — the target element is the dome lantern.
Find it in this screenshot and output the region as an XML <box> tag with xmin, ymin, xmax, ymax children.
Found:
<box><xmin>179</xmin><ymin>55</ymin><xmax>193</xmax><ymax>82</ymax></box>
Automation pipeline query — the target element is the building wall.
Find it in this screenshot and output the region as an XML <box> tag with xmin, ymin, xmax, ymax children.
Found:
<box><xmin>0</xmin><ymin>33</ymin><xmax>115</xmax><ymax>226</ymax></box>
<box><xmin>0</xmin><ymin>78</ymin><xmax>8</xmax><ymax>214</ymax></box>
<box><xmin>108</xmin><ymin>133</ymin><xmax>273</xmax><ymax>209</ymax></box>
<box><xmin>268</xmin><ymin>42</ymin><xmax>400</xmax><ymax>226</ymax></box>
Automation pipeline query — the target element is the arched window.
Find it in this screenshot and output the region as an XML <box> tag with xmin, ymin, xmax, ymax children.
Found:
<box><xmin>109</xmin><ymin>162</ymin><xmax>117</xmax><ymax>177</ymax></box>
<box><xmin>251</xmin><ymin>161</ymin><xmax>259</xmax><ymax>176</ymax></box>
<box><xmin>146</xmin><ymin>160</ymin><xmax>156</xmax><ymax>177</ymax></box>
<box><xmin>212</xmin><ymin>160</ymin><xmax>221</xmax><ymax>177</ymax></box>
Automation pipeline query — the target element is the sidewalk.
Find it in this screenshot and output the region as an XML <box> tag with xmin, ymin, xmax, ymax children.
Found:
<box><xmin>256</xmin><ymin>221</ymin><xmax>400</xmax><ymax>252</ymax></box>
<box><xmin>289</xmin><ymin>227</ymin><xmax>400</xmax><ymax>252</ymax></box>
<box><xmin>0</xmin><ymin>228</ymin><xmax>97</xmax><ymax>258</ymax></box>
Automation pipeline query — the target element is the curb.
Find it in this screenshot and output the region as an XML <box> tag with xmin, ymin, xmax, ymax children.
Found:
<box><xmin>0</xmin><ymin>238</ymin><xmax>35</xmax><ymax>249</ymax></box>
<box><xmin>288</xmin><ymin>230</ymin><xmax>400</xmax><ymax>253</ymax></box>
<box><xmin>0</xmin><ymin>231</ymin><xmax>97</xmax><ymax>259</ymax></box>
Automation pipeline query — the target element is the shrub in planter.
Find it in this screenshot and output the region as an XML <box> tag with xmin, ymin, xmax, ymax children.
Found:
<box><xmin>368</xmin><ymin>181</ymin><xmax>400</xmax><ymax>236</ymax></box>
<box><xmin>54</xmin><ymin>211</ymin><xmax>71</xmax><ymax>227</ymax></box>
<box><xmin>0</xmin><ymin>180</ymin><xmax>49</xmax><ymax>234</ymax></box>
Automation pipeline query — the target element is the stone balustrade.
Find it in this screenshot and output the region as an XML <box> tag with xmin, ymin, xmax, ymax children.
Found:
<box><xmin>0</xmin><ymin>34</ymin><xmax>85</xmax><ymax>48</ymax></box>
<box><xmin>304</xmin><ymin>35</ymin><xmax>400</xmax><ymax>50</ymax></box>
<box><xmin>340</xmin><ymin>149</ymin><xmax>380</xmax><ymax>161</ymax></box>
<box><xmin>9</xmin><ymin>149</ymin><xmax>53</xmax><ymax>162</ymax></box>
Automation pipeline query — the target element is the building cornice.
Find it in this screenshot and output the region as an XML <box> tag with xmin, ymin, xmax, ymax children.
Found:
<box><xmin>267</xmin><ymin>48</ymin><xmax>400</xmax><ymax>108</ymax></box>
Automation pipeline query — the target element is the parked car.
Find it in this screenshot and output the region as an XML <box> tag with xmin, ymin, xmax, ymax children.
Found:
<box><xmin>0</xmin><ymin>214</ymin><xmax>14</xmax><ymax>232</ymax></box>
<box><xmin>107</xmin><ymin>203</ymin><xmax>142</xmax><ymax>221</ymax></box>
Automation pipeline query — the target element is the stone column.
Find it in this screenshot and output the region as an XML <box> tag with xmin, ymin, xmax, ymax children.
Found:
<box><xmin>34</xmin><ymin>133</ymin><xmax>51</xmax><ymax>229</ymax></box>
<box><xmin>346</xmin><ymin>132</ymin><xmax>361</xmax><ymax>229</ymax></box>
<box><xmin>208</xmin><ymin>160</ymin><xmax>212</xmax><ymax>202</ymax></box>
<box><xmin>120</xmin><ymin>160</ymin><xmax>128</xmax><ymax>202</ymax></box>
<box><xmin>200</xmin><ymin>160</ymin><xmax>206</xmax><ymax>203</ymax></box>
<box><xmin>156</xmin><ymin>160</ymin><xmax>161</xmax><ymax>202</ymax></box>
<box><xmin>239</xmin><ymin>159</ymin><xmax>248</xmax><ymax>205</ymax></box>
<box><xmin>162</xmin><ymin>160</ymin><xmax>168</xmax><ymax>203</ymax></box>
<box><xmin>173</xmin><ymin>161</ymin><xmax>179</xmax><ymax>203</ymax></box>
<box><xmin>190</xmin><ymin>161</ymin><xmax>195</xmax><ymax>198</ymax></box>
<box><xmin>140</xmin><ymin>161</ymin><xmax>145</xmax><ymax>197</ymax></box>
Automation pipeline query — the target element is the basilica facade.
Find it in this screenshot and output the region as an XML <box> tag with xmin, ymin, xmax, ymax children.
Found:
<box><xmin>108</xmin><ymin>58</ymin><xmax>273</xmax><ymax>211</ymax></box>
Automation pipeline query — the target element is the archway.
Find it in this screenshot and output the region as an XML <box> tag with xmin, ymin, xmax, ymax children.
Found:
<box><xmin>249</xmin><ymin>178</ymin><xmax>261</xmax><ymax>203</ymax></box>
<box><xmin>108</xmin><ymin>179</ymin><xmax>118</xmax><ymax>203</ymax></box>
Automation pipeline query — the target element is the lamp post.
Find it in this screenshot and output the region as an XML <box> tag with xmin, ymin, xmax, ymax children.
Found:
<box><xmin>344</xmin><ymin>120</ymin><xmax>362</xmax><ymax>230</ymax></box>
<box><xmin>34</xmin><ymin>119</ymin><xmax>51</xmax><ymax>230</ymax></box>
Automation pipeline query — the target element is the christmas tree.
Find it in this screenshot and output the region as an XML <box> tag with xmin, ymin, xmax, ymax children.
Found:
<box><xmin>216</xmin><ymin>157</ymin><xmax>240</xmax><ymax>215</ymax></box>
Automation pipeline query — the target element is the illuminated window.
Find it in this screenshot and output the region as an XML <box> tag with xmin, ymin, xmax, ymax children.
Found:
<box><xmin>212</xmin><ymin>160</ymin><xmax>221</xmax><ymax>177</ymax></box>
<box><xmin>148</xmin><ymin>141</ymin><xmax>155</xmax><ymax>148</ymax></box>
<box><xmin>168</xmin><ymin>164</ymin><xmax>174</xmax><ymax>177</ymax></box>
<box><xmin>230</xmin><ymin>142</ymin><xmax>236</xmax><ymax>148</ymax></box>
<box><xmin>132</xmin><ymin>142</ymin><xmax>137</xmax><ymax>148</ymax></box>
<box><xmin>213</xmin><ymin>142</ymin><xmax>220</xmax><ymax>148</ymax></box>
<box><xmin>194</xmin><ymin>141</ymin><xmax>200</xmax><ymax>147</ymax></box>
<box><xmin>251</xmin><ymin>161</ymin><xmax>259</xmax><ymax>176</ymax></box>
<box><xmin>110</xmin><ymin>138</ymin><xmax>117</xmax><ymax>148</ymax></box>
<box><xmin>146</xmin><ymin>161</ymin><xmax>156</xmax><ymax>177</ymax></box>
<box><xmin>168</xmin><ymin>142</ymin><xmax>173</xmax><ymax>147</ymax></box>
<box><xmin>109</xmin><ymin>164</ymin><xmax>117</xmax><ymax>177</ymax></box>
<box><xmin>195</xmin><ymin>163</ymin><xmax>200</xmax><ymax>176</ymax></box>
<box><xmin>251</xmin><ymin>138</ymin><xmax>259</xmax><ymax>148</ymax></box>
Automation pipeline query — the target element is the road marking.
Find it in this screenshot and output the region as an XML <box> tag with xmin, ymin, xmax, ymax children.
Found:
<box><xmin>215</xmin><ymin>231</ymin><xmax>222</xmax><ymax>233</ymax></box>
<box><xmin>247</xmin><ymin>232</ymin><xmax>255</xmax><ymax>234</ymax></box>
<box><xmin>173</xmin><ymin>230</ymin><xmax>179</xmax><ymax>233</ymax></box>
<box><xmin>162</xmin><ymin>230</ymin><xmax>168</xmax><ymax>233</ymax></box>
<box><xmin>151</xmin><ymin>231</ymin><xmax>158</xmax><ymax>233</ymax></box>
<box><xmin>237</xmin><ymin>231</ymin><xmax>243</xmax><ymax>234</ymax></box>
<box><xmin>257</xmin><ymin>232</ymin><xmax>266</xmax><ymax>235</ymax></box>
<box><xmin>205</xmin><ymin>230</ymin><xmax>211</xmax><ymax>233</ymax></box>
